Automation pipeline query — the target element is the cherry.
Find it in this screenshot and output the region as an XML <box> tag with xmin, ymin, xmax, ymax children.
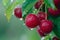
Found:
<box><xmin>37</xmin><ymin>28</ymin><xmax>46</xmax><ymax>37</ymax></box>
<box><xmin>52</xmin><ymin>37</ymin><xmax>60</xmax><ymax>40</ymax></box>
<box><xmin>14</xmin><ymin>8</ymin><xmax>22</xmax><ymax>18</ymax></box>
<box><xmin>35</xmin><ymin>2</ymin><xmax>41</xmax><ymax>9</ymax></box>
<box><xmin>25</xmin><ymin>14</ymin><xmax>39</xmax><ymax>28</ymax></box>
<box><xmin>37</xmin><ymin>12</ymin><xmax>47</xmax><ymax>22</ymax></box>
<box><xmin>39</xmin><ymin>20</ymin><xmax>53</xmax><ymax>34</ymax></box>
<box><xmin>48</xmin><ymin>8</ymin><xmax>60</xmax><ymax>16</ymax></box>
<box><xmin>54</xmin><ymin>0</ymin><xmax>60</xmax><ymax>9</ymax></box>
<box><xmin>34</xmin><ymin>0</ymin><xmax>43</xmax><ymax>9</ymax></box>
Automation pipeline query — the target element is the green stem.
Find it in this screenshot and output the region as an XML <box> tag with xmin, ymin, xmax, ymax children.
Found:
<box><xmin>44</xmin><ymin>34</ymin><xmax>51</xmax><ymax>40</ymax></box>
<box><xmin>36</xmin><ymin>2</ymin><xmax>44</xmax><ymax>14</ymax></box>
<box><xmin>45</xmin><ymin>4</ymin><xmax>48</xmax><ymax>20</ymax></box>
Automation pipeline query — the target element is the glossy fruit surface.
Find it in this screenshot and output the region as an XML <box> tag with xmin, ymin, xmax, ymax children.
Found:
<box><xmin>25</xmin><ymin>14</ymin><xmax>39</xmax><ymax>28</ymax></box>
<box><xmin>14</xmin><ymin>8</ymin><xmax>22</xmax><ymax>18</ymax></box>
<box><xmin>37</xmin><ymin>12</ymin><xmax>47</xmax><ymax>22</ymax></box>
<box><xmin>39</xmin><ymin>20</ymin><xmax>53</xmax><ymax>34</ymax></box>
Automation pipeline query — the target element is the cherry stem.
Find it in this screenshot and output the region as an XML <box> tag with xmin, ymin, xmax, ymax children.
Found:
<box><xmin>37</xmin><ymin>2</ymin><xmax>44</xmax><ymax>13</ymax></box>
<box><xmin>45</xmin><ymin>4</ymin><xmax>48</xmax><ymax>20</ymax></box>
<box><xmin>36</xmin><ymin>2</ymin><xmax>44</xmax><ymax>29</ymax></box>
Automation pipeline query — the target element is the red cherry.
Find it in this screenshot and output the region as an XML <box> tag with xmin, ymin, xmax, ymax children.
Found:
<box><xmin>25</xmin><ymin>14</ymin><xmax>39</xmax><ymax>28</ymax></box>
<box><xmin>48</xmin><ymin>8</ymin><xmax>60</xmax><ymax>16</ymax></box>
<box><xmin>14</xmin><ymin>8</ymin><xmax>22</xmax><ymax>18</ymax></box>
<box><xmin>37</xmin><ymin>28</ymin><xmax>46</xmax><ymax>37</ymax></box>
<box><xmin>37</xmin><ymin>12</ymin><xmax>47</xmax><ymax>22</ymax></box>
<box><xmin>39</xmin><ymin>20</ymin><xmax>53</xmax><ymax>34</ymax></box>
<box><xmin>52</xmin><ymin>37</ymin><xmax>60</xmax><ymax>40</ymax></box>
<box><xmin>35</xmin><ymin>2</ymin><xmax>41</xmax><ymax>9</ymax></box>
<box><xmin>54</xmin><ymin>0</ymin><xmax>60</xmax><ymax>9</ymax></box>
<box><xmin>35</xmin><ymin>0</ymin><xmax>43</xmax><ymax>9</ymax></box>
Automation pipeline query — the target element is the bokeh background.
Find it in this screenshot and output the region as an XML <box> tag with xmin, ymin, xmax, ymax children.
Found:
<box><xmin>0</xmin><ymin>0</ymin><xmax>41</xmax><ymax>40</ymax></box>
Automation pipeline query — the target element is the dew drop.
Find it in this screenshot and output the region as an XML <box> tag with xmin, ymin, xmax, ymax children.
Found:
<box><xmin>20</xmin><ymin>18</ymin><xmax>23</xmax><ymax>20</ymax></box>
<box><xmin>30</xmin><ymin>28</ymin><xmax>33</xmax><ymax>30</ymax></box>
<box><xmin>28</xmin><ymin>28</ymin><xmax>34</xmax><ymax>31</ymax></box>
<box><xmin>41</xmin><ymin>37</ymin><xmax>45</xmax><ymax>40</ymax></box>
<box><xmin>12</xmin><ymin>12</ymin><xmax>14</xmax><ymax>15</ymax></box>
<box><xmin>11</xmin><ymin>0</ymin><xmax>13</xmax><ymax>3</ymax></box>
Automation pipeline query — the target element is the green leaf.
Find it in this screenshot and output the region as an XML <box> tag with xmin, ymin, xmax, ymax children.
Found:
<box><xmin>15</xmin><ymin>0</ymin><xmax>24</xmax><ymax>5</ymax></box>
<box><xmin>22</xmin><ymin>8</ymin><xmax>34</xmax><ymax>20</ymax></box>
<box><xmin>53</xmin><ymin>17</ymin><xmax>60</xmax><ymax>38</ymax></box>
<box><xmin>5</xmin><ymin>0</ymin><xmax>24</xmax><ymax>22</ymax></box>
<box><xmin>2</xmin><ymin>0</ymin><xmax>9</xmax><ymax>6</ymax></box>
<box><xmin>6</xmin><ymin>2</ymin><xmax>17</xmax><ymax>22</ymax></box>
<box><xmin>22</xmin><ymin>0</ymin><xmax>38</xmax><ymax>18</ymax></box>
<box><xmin>27</xmin><ymin>29</ymin><xmax>40</xmax><ymax>40</ymax></box>
<box><xmin>48</xmin><ymin>13</ymin><xmax>60</xmax><ymax>38</ymax></box>
<box><xmin>44</xmin><ymin>0</ymin><xmax>56</xmax><ymax>9</ymax></box>
<box><xmin>44</xmin><ymin>34</ymin><xmax>52</xmax><ymax>40</ymax></box>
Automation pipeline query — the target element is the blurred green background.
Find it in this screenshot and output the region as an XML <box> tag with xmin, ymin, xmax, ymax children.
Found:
<box><xmin>0</xmin><ymin>0</ymin><xmax>41</xmax><ymax>40</ymax></box>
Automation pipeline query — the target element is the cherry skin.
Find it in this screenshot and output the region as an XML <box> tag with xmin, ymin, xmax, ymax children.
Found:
<box><xmin>54</xmin><ymin>0</ymin><xmax>60</xmax><ymax>9</ymax></box>
<box><xmin>37</xmin><ymin>28</ymin><xmax>46</xmax><ymax>37</ymax></box>
<box><xmin>52</xmin><ymin>37</ymin><xmax>60</xmax><ymax>40</ymax></box>
<box><xmin>48</xmin><ymin>8</ymin><xmax>60</xmax><ymax>16</ymax></box>
<box><xmin>35</xmin><ymin>2</ymin><xmax>41</xmax><ymax>9</ymax></box>
<box><xmin>25</xmin><ymin>14</ymin><xmax>39</xmax><ymax>28</ymax></box>
<box><xmin>39</xmin><ymin>20</ymin><xmax>53</xmax><ymax>34</ymax></box>
<box><xmin>34</xmin><ymin>0</ymin><xmax>43</xmax><ymax>9</ymax></box>
<box><xmin>37</xmin><ymin>12</ymin><xmax>47</xmax><ymax>22</ymax></box>
<box><xmin>14</xmin><ymin>8</ymin><xmax>22</xmax><ymax>18</ymax></box>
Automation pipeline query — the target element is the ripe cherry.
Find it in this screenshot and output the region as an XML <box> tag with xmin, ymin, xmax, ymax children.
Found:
<box><xmin>34</xmin><ymin>0</ymin><xmax>43</xmax><ymax>9</ymax></box>
<box><xmin>48</xmin><ymin>8</ymin><xmax>60</xmax><ymax>16</ymax></box>
<box><xmin>37</xmin><ymin>28</ymin><xmax>46</xmax><ymax>37</ymax></box>
<box><xmin>52</xmin><ymin>36</ymin><xmax>60</xmax><ymax>40</ymax></box>
<box><xmin>14</xmin><ymin>8</ymin><xmax>22</xmax><ymax>18</ymax></box>
<box><xmin>35</xmin><ymin>2</ymin><xmax>41</xmax><ymax>9</ymax></box>
<box><xmin>39</xmin><ymin>20</ymin><xmax>53</xmax><ymax>34</ymax></box>
<box><xmin>54</xmin><ymin>0</ymin><xmax>60</xmax><ymax>9</ymax></box>
<box><xmin>37</xmin><ymin>12</ymin><xmax>47</xmax><ymax>22</ymax></box>
<box><xmin>25</xmin><ymin>14</ymin><xmax>39</xmax><ymax>28</ymax></box>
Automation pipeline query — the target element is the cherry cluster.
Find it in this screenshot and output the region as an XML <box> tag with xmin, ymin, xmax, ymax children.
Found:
<box><xmin>14</xmin><ymin>0</ymin><xmax>60</xmax><ymax>40</ymax></box>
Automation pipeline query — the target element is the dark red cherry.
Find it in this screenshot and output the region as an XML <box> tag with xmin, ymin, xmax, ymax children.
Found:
<box><xmin>14</xmin><ymin>8</ymin><xmax>22</xmax><ymax>18</ymax></box>
<box><xmin>25</xmin><ymin>14</ymin><xmax>39</xmax><ymax>28</ymax></box>
<box><xmin>39</xmin><ymin>20</ymin><xmax>53</xmax><ymax>34</ymax></box>
<box><xmin>35</xmin><ymin>2</ymin><xmax>41</xmax><ymax>9</ymax></box>
<box><xmin>37</xmin><ymin>28</ymin><xmax>46</xmax><ymax>37</ymax></box>
<box><xmin>35</xmin><ymin>0</ymin><xmax>43</xmax><ymax>9</ymax></box>
<box><xmin>37</xmin><ymin>12</ymin><xmax>47</xmax><ymax>22</ymax></box>
<box><xmin>52</xmin><ymin>36</ymin><xmax>60</xmax><ymax>40</ymax></box>
<box><xmin>54</xmin><ymin>0</ymin><xmax>60</xmax><ymax>9</ymax></box>
<box><xmin>48</xmin><ymin>8</ymin><xmax>60</xmax><ymax>16</ymax></box>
